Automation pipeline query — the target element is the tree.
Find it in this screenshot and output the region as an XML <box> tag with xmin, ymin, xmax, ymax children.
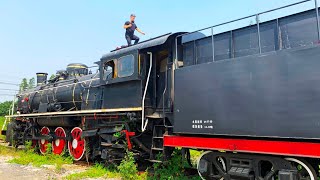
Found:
<box><xmin>0</xmin><ymin>101</ymin><xmax>12</xmax><ymax>116</ymax></box>
<box><xmin>49</xmin><ymin>74</ymin><xmax>55</xmax><ymax>80</ymax></box>
<box><xmin>28</xmin><ymin>77</ymin><xmax>35</xmax><ymax>89</ymax></box>
<box><xmin>19</xmin><ymin>78</ymin><xmax>28</xmax><ymax>92</ymax></box>
<box><xmin>19</xmin><ymin>77</ymin><xmax>37</xmax><ymax>92</ymax></box>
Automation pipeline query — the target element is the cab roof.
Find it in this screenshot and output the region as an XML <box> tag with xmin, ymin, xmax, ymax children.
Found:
<box><xmin>100</xmin><ymin>33</ymin><xmax>174</xmax><ymax>60</ymax></box>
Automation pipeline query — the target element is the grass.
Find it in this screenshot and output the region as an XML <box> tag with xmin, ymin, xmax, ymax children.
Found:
<box><xmin>0</xmin><ymin>116</ymin><xmax>4</xmax><ymax>128</ymax></box>
<box><xmin>0</xmin><ymin>142</ymin><xmax>201</xmax><ymax>179</ymax></box>
<box><xmin>0</xmin><ymin>145</ymin><xmax>19</xmax><ymax>156</ymax></box>
<box><xmin>9</xmin><ymin>151</ymin><xmax>73</xmax><ymax>170</ymax></box>
<box><xmin>0</xmin><ymin>117</ymin><xmax>73</xmax><ymax>171</ymax></box>
<box><xmin>0</xmin><ymin>117</ymin><xmax>73</xmax><ymax>170</ymax></box>
<box><xmin>64</xmin><ymin>151</ymin><xmax>147</xmax><ymax>180</ymax></box>
<box><xmin>64</xmin><ymin>163</ymin><xmax>120</xmax><ymax>180</ymax></box>
<box><xmin>0</xmin><ymin>142</ymin><xmax>145</xmax><ymax>180</ymax></box>
<box><xmin>0</xmin><ymin>116</ymin><xmax>6</xmax><ymax>140</ymax></box>
<box><xmin>0</xmin><ymin>142</ymin><xmax>73</xmax><ymax>171</ymax></box>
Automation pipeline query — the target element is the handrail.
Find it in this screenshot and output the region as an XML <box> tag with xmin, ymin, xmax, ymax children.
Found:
<box><xmin>175</xmin><ymin>0</ymin><xmax>319</xmax><ymax>62</ymax></box>
<box><xmin>176</xmin><ymin>0</ymin><xmax>313</xmax><ymax>39</ymax></box>
<box><xmin>141</xmin><ymin>52</ymin><xmax>153</xmax><ymax>132</ymax></box>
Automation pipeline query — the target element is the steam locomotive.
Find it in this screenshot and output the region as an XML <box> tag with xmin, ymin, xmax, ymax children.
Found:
<box><xmin>5</xmin><ymin>0</ymin><xmax>320</xmax><ymax>179</ymax></box>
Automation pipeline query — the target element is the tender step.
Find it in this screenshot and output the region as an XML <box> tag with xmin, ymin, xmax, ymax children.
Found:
<box><xmin>152</xmin><ymin>147</ymin><xmax>164</xmax><ymax>151</ymax></box>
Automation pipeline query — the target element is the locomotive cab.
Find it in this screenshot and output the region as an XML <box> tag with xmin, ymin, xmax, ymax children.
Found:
<box><xmin>99</xmin><ymin>33</ymin><xmax>181</xmax><ymax>122</ymax></box>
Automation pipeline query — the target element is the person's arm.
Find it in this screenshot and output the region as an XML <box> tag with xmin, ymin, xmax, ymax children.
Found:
<box><xmin>123</xmin><ymin>21</ymin><xmax>132</xmax><ymax>29</ymax></box>
<box><xmin>136</xmin><ymin>28</ymin><xmax>145</xmax><ymax>35</ymax></box>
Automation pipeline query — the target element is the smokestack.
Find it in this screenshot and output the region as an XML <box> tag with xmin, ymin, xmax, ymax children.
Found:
<box><xmin>36</xmin><ymin>73</ymin><xmax>48</xmax><ymax>86</ymax></box>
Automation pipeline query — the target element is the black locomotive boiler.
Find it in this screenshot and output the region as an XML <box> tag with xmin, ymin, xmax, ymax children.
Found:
<box><xmin>4</xmin><ymin>0</ymin><xmax>320</xmax><ymax>179</ymax></box>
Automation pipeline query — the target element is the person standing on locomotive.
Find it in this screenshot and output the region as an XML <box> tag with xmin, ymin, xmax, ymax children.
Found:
<box><xmin>123</xmin><ymin>14</ymin><xmax>145</xmax><ymax>46</ymax></box>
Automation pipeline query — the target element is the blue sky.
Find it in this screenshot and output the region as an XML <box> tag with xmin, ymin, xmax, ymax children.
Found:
<box><xmin>0</xmin><ymin>0</ymin><xmax>316</xmax><ymax>101</ymax></box>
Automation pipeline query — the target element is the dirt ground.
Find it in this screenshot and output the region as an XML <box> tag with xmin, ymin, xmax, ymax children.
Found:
<box><xmin>0</xmin><ymin>155</ymin><xmax>92</xmax><ymax>180</ymax></box>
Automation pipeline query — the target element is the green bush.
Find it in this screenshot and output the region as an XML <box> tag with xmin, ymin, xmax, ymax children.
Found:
<box><xmin>149</xmin><ymin>150</ymin><xmax>200</xmax><ymax>180</ymax></box>
<box><xmin>189</xmin><ymin>149</ymin><xmax>202</xmax><ymax>167</ymax></box>
<box><xmin>0</xmin><ymin>101</ymin><xmax>12</xmax><ymax>116</ymax></box>
<box><xmin>118</xmin><ymin>151</ymin><xmax>147</xmax><ymax>180</ymax></box>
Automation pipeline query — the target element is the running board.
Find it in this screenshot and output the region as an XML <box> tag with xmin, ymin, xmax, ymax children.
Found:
<box><xmin>5</xmin><ymin>107</ymin><xmax>142</xmax><ymax>118</ymax></box>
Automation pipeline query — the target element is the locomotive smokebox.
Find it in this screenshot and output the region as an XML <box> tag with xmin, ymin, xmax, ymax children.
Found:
<box><xmin>36</xmin><ymin>72</ymin><xmax>48</xmax><ymax>86</ymax></box>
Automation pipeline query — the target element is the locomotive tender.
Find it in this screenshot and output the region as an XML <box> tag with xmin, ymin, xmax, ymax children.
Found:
<box><xmin>4</xmin><ymin>0</ymin><xmax>320</xmax><ymax>179</ymax></box>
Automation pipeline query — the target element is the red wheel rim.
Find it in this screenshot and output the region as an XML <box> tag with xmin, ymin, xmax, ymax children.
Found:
<box><xmin>39</xmin><ymin>127</ymin><xmax>50</xmax><ymax>154</ymax></box>
<box><xmin>68</xmin><ymin>127</ymin><xmax>85</xmax><ymax>161</ymax></box>
<box><xmin>52</xmin><ymin>127</ymin><xmax>66</xmax><ymax>155</ymax></box>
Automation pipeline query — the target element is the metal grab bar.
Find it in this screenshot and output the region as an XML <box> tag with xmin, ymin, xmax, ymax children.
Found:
<box><xmin>141</xmin><ymin>52</ymin><xmax>152</xmax><ymax>132</ymax></box>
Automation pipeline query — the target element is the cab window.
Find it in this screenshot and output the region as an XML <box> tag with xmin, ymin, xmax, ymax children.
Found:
<box><xmin>104</xmin><ymin>60</ymin><xmax>116</xmax><ymax>79</ymax></box>
<box><xmin>117</xmin><ymin>55</ymin><xmax>134</xmax><ymax>77</ymax></box>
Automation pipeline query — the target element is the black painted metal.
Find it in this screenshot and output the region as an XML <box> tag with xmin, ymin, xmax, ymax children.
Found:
<box><xmin>174</xmin><ymin>45</ymin><xmax>320</xmax><ymax>139</ymax></box>
<box><xmin>102</xmin><ymin>80</ymin><xmax>142</xmax><ymax>108</ymax></box>
<box><xmin>102</xmin><ymin>33</ymin><xmax>172</xmax><ymax>60</ymax></box>
<box><xmin>18</xmin><ymin>71</ymin><xmax>100</xmax><ymax>113</ymax></box>
<box><xmin>37</xmin><ymin>117</ymin><xmax>80</xmax><ymax>127</ymax></box>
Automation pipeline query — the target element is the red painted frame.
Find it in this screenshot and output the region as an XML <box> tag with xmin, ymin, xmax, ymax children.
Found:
<box><xmin>164</xmin><ymin>135</ymin><xmax>320</xmax><ymax>158</ymax></box>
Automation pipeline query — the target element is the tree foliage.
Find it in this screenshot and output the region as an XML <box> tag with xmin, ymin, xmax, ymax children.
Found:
<box><xmin>0</xmin><ymin>77</ymin><xmax>36</xmax><ymax>115</ymax></box>
<box><xmin>0</xmin><ymin>101</ymin><xmax>12</xmax><ymax>116</ymax></box>
<box><xmin>49</xmin><ymin>74</ymin><xmax>55</xmax><ymax>80</ymax></box>
<box><xmin>19</xmin><ymin>78</ymin><xmax>28</xmax><ymax>92</ymax></box>
<box><xmin>19</xmin><ymin>77</ymin><xmax>36</xmax><ymax>92</ymax></box>
<box><xmin>0</xmin><ymin>77</ymin><xmax>37</xmax><ymax>115</ymax></box>
<box><xmin>28</xmin><ymin>77</ymin><xmax>35</xmax><ymax>89</ymax></box>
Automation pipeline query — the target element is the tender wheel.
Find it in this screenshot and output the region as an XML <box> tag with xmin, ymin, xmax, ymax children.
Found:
<box><xmin>39</xmin><ymin>127</ymin><xmax>50</xmax><ymax>154</ymax></box>
<box><xmin>52</xmin><ymin>127</ymin><xmax>66</xmax><ymax>155</ymax></box>
<box><xmin>284</xmin><ymin>158</ymin><xmax>317</xmax><ymax>180</ymax></box>
<box><xmin>197</xmin><ymin>151</ymin><xmax>227</xmax><ymax>180</ymax></box>
<box><xmin>68</xmin><ymin>127</ymin><xmax>85</xmax><ymax>161</ymax></box>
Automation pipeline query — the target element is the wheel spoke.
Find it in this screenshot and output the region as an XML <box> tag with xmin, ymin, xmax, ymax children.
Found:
<box><xmin>52</xmin><ymin>127</ymin><xmax>66</xmax><ymax>155</ymax></box>
<box><xmin>68</xmin><ymin>127</ymin><xmax>85</xmax><ymax>161</ymax></box>
<box><xmin>284</xmin><ymin>158</ymin><xmax>316</xmax><ymax>180</ymax></box>
<box><xmin>39</xmin><ymin>127</ymin><xmax>50</xmax><ymax>155</ymax></box>
<box><xmin>197</xmin><ymin>151</ymin><xmax>227</xmax><ymax>180</ymax></box>
<box><xmin>213</xmin><ymin>159</ymin><xmax>226</xmax><ymax>176</ymax></box>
